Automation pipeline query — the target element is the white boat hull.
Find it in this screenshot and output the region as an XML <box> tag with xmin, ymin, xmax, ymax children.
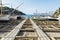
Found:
<box><xmin>0</xmin><ymin>15</ymin><xmax>10</xmax><ymax>21</ymax></box>
<box><xmin>10</xmin><ymin>16</ymin><xmax>18</xmax><ymax>20</ymax></box>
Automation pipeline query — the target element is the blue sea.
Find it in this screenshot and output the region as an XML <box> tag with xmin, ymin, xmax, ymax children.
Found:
<box><xmin>22</xmin><ymin>13</ymin><xmax>53</xmax><ymax>18</ymax></box>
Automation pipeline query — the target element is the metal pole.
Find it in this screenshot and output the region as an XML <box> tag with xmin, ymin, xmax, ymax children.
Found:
<box><xmin>0</xmin><ymin>0</ymin><xmax>2</xmax><ymax>15</ymax></box>
<box><xmin>11</xmin><ymin>2</ymin><xmax>23</xmax><ymax>14</ymax></box>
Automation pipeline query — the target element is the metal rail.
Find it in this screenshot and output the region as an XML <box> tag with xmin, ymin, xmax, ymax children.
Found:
<box><xmin>1</xmin><ymin>19</ymin><xmax>27</xmax><ymax>40</ymax></box>
<box><xmin>30</xmin><ymin>19</ymin><xmax>50</xmax><ymax>40</ymax></box>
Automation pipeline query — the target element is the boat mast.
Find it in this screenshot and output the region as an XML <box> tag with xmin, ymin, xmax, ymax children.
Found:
<box><xmin>36</xmin><ymin>9</ymin><xmax>38</xmax><ymax>14</ymax></box>
<box><xmin>0</xmin><ymin>0</ymin><xmax>2</xmax><ymax>15</ymax></box>
<box><xmin>36</xmin><ymin>9</ymin><xmax>38</xmax><ymax>16</ymax></box>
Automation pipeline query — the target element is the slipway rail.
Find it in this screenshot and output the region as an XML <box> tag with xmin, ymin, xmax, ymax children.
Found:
<box><xmin>1</xmin><ymin>18</ymin><xmax>51</xmax><ymax>40</ymax></box>
<box><xmin>1</xmin><ymin>19</ymin><xmax>27</xmax><ymax>40</ymax></box>
<box><xmin>30</xmin><ymin>19</ymin><xmax>50</xmax><ymax>40</ymax></box>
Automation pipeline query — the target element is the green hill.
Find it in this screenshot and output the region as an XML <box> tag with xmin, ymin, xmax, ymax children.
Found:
<box><xmin>0</xmin><ymin>6</ymin><xmax>26</xmax><ymax>15</ymax></box>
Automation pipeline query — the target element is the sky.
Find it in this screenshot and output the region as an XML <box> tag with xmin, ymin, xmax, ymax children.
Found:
<box><xmin>2</xmin><ymin>0</ymin><xmax>60</xmax><ymax>15</ymax></box>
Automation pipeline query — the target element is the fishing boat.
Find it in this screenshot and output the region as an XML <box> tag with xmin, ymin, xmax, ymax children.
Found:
<box><xmin>0</xmin><ymin>0</ymin><xmax>10</xmax><ymax>21</ymax></box>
